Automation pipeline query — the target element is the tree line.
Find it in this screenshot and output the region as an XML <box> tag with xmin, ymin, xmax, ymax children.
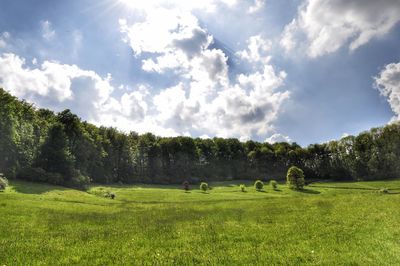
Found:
<box><xmin>1</xmin><ymin>88</ymin><xmax>399</xmax><ymax>187</ymax></box>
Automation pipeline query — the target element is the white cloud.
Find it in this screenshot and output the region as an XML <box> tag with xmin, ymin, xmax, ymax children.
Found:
<box><xmin>119</xmin><ymin>8</ymin><xmax>289</xmax><ymax>140</ymax></box>
<box><xmin>281</xmin><ymin>0</ymin><xmax>400</xmax><ymax>58</ymax></box>
<box><xmin>117</xmin><ymin>0</ymin><xmax>238</xmax><ymax>13</ymax></box>
<box><xmin>374</xmin><ymin>62</ymin><xmax>400</xmax><ymax>121</ymax></box>
<box><xmin>265</xmin><ymin>133</ymin><xmax>292</xmax><ymax>144</ymax></box>
<box><xmin>248</xmin><ymin>0</ymin><xmax>265</xmax><ymax>14</ymax></box>
<box><xmin>0</xmin><ymin>53</ymin><xmax>113</xmax><ymax>120</ymax></box>
<box><xmin>0</xmin><ymin>1</ymin><xmax>290</xmax><ymax>141</ymax></box>
<box><xmin>237</xmin><ymin>35</ymin><xmax>272</xmax><ymax>65</ymax></box>
<box><xmin>41</xmin><ymin>20</ymin><xmax>55</xmax><ymax>41</ymax></box>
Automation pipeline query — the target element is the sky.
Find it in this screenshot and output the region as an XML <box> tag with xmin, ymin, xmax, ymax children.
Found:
<box><xmin>0</xmin><ymin>0</ymin><xmax>400</xmax><ymax>146</ymax></box>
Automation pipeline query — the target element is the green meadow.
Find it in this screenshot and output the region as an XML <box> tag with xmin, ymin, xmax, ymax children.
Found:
<box><xmin>1</xmin><ymin>180</ymin><xmax>400</xmax><ymax>265</ymax></box>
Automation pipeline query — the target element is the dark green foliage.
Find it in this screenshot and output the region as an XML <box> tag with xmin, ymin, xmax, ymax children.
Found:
<box><xmin>104</xmin><ymin>191</ymin><xmax>116</xmax><ymax>199</ymax></box>
<box><xmin>287</xmin><ymin>166</ymin><xmax>305</xmax><ymax>190</ymax></box>
<box><xmin>200</xmin><ymin>182</ymin><xmax>209</xmax><ymax>192</ymax></box>
<box><xmin>35</xmin><ymin>123</ymin><xmax>76</xmax><ymax>182</ymax></box>
<box><xmin>183</xmin><ymin>181</ymin><xmax>190</xmax><ymax>191</ymax></box>
<box><xmin>2</xmin><ymin>88</ymin><xmax>400</xmax><ymax>186</ymax></box>
<box><xmin>270</xmin><ymin>180</ymin><xmax>278</xmax><ymax>190</ymax></box>
<box><xmin>17</xmin><ymin>167</ymin><xmax>63</xmax><ymax>185</ymax></box>
<box><xmin>254</xmin><ymin>180</ymin><xmax>264</xmax><ymax>191</ymax></box>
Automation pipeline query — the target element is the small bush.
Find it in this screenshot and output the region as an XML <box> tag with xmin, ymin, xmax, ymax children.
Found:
<box><xmin>379</xmin><ymin>188</ymin><xmax>389</xmax><ymax>194</ymax></box>
<box><xmin>286</xmin><ymin>166</ymin><xmax>305</xmax><ymax>190</ymax></box>
<box><xmin>0</xmin><ymin>174</ymin><xmax>8</xmax><ymax>191</ymax></box>
<box><xmin>105</xmin><ymin>191</ymin><xmax>116</xmax><ymax>199</ymax></box>
<box><xmin>183</xmin><ymin>181</ymin><xmax>190</xmax><ymax>191</ymax></box>
<box><xmin>270</xmin><ymin>180</ymin><xmax>278</xmax><ymax>190</ymax></box>
<box><xmin>254</xmin><ymin>180</ymin><xmax>264</xmax><ymax>191</ymax></box>
<box><xmin>69</xmin><ymin>173</ymin><xmax>91</xmax><ymax>189</ymax></box>
<box><xmin>240</xmin><ymin>184</ymin><xmax>246</xmax><ymax>192</ymax></box>
<box><xmin>200</xmin><ymin>182</ymin><xmax>209</xmax><ymax>192</ymax></box>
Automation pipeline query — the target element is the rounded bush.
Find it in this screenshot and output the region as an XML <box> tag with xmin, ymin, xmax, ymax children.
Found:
<box><xmin>105</xmin><ymin>191</ymin><xmax>116</xmax><ymax>199</ymax></box>
<box><xmin>379</xmin><ymin>188</ymin><xmax>389</xmax><ymax>194</ymax></box>
<box><xmin>270</xmin><ymin>180</ymin><xmax>278</xmax><ymax>190</ymax></box>
<box><xmin>200</xmin><ymin>182</ymin><xmax>209</xmax><ymax>192</ymax></box>
<box><xmin>183</xmin><ymin>181</ymin><xmax>190</xmax><ymax>191</ymax></box>
<box><xmin>240</xmin><ymin>184</ymin><xmax>246</xmax><ymax>192</ymax></box>
<box><xmin>286</xmin><ymin>166</ymin><xmax>305</xmax><ymax>190</ymax></box>
<box><xmin>254</xmin><ymin>180</ymin><xmax>264</xmax><ymax>191</ymax></box>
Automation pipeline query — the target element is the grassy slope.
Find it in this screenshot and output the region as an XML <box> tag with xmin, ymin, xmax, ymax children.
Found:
<box><xmin>0</xmin><ymin>180</ymin><xmax>400</xmax><ymax>265</ymax></box>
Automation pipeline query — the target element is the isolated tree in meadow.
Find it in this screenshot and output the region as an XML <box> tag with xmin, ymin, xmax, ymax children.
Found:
<box><xmin>286</xmin><ymin>166</ymin><xmax>305</xmax><ymax>190</ymax></box>
<box><xmin>254</xmin><ymin>180</ymin><xmax>264</xmax><ymax>191</ymax></box>
<box><xmin>200</xmin><ymin>182</ymin><xmax>209</xmax><ymax>192</ymax></box>
<box><xmin>183</xmin><ymin>181</ymin><xmax>190</xmax><ymax>191</ymax></box>
<box><xmin>270</xmin><ymin>180</ymin><xmax>278</xmax><ymax>190</ymax></box>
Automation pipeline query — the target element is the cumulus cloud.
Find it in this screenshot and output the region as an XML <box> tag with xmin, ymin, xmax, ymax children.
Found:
<box><xmin>0</xmin><ymin>2</ymin><xmax>290</xmax><ymax>141</ymax></box>
<box><xmin>265</xmin><ymin>133</ymin><xmax>292</xmax><ymax>144</ymax></box>
<box><xmin>0</xmin><ymin>53</ymin><xmax>114</xmax><ymax>121</ymax></box>
<box><xmin>41</xmin><ymin>20</ymin><xmax>55</xmax><ymax>41</ymax></box>
<box><xmin>248</xmin><ymin>0</ymin><xmax>265</xmax><ymax>14</ymax></box>
<box><xmin>374</xmin><ymin>62</ymin><xmax>400</xmax><ymax>121</ymax></box>
<box><xmin>237</xmin><ymin>35</ymin><xmax>272</xmax><ymax>65</ymax></box>
<box><xmin>281</xmin><ymin>0</ymin><xmax>400</xmax><ymax>57</ymax></box>
<box><xmin>119</xmin><ymin>7</ymin><xmax>289</xmax><ymax>140</ymax></box>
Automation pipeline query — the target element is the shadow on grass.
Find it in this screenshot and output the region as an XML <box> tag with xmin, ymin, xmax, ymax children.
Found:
<box><xmin>308</xmin><ymin>185</ymin><xmax>377</xmax><ymax>191</ymax></box>
<box><xmin>299</xmin><ymin>188</ymin><xmax>321</xmax><ymax>194</ymax></box>
<box><xmin>11</xmin><ymin>180</ymin><xmax>66</xmax><ymax>195</ymax></box>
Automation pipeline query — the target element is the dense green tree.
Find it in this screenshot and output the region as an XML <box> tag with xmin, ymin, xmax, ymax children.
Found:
<box><xmin>2</xmin><ymin>89</ymin><xmax>400</xmax><ymax>186</ymax></box>
<box><xmin>35</xmin><ymin>123</ymin><xmax>76</xmax><ymax>182</ymax></box>
<box><xmin>286</xmin><ymin>166</ymin><xmax>305</xmax><ymax>190</ymax></box>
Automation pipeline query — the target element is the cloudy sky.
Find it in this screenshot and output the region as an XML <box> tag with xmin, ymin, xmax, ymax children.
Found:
<box><xmin>0</xmin><ymin>0</ymin><xmax>399</xmax><ymax>145</ymax></box>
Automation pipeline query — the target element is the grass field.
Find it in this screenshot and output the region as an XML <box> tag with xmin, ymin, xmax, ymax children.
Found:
<box><xmin>1</xmin><ymin>179</ymin><xmax>400</xmax><ymax>265</ymax></box>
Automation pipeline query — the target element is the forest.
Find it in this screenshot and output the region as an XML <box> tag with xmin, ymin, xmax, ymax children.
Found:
<box><xmin>1</xmin><ymin>88</ymin><xmax>400</xmax><ymax>187</ymax></box>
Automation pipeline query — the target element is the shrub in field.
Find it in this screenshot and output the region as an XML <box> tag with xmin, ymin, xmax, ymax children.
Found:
<box><xmin>200</xmin><ymin>182</ymin><xmax>209</xmax><ymax>192</ymax></box>
<box><xmin>240</xmin><ymin>184</ymin><xmax>246</xmax><ymax>192</ymax></box>
<box><xmin>270</xmin><ymin>180</ymin><xmax>278</xmax><ymax>190</ymax></box>
<box><xmin>105</xmin><ymin>191</ymin><xmax>116</xmax><ymax>199</ymax></box>
<box><xmin>254</xmin><ymin>180</ymin><xmax>264</xmax><ymax>191</ymax></box>
<box><xmin>379</xmin><ymin>188</ymin><xmax>389</xmax><ymax>194</ymax></box>
<box><xmin>67</xmin><ymin>171</ymin><xmax>91</xmax><ymax>189</ymax></box>
<box><xmin>286</xmin><ymin>166</ymin><xmax>305</xmax><ymax>190</ymax></box>
<box><xmin>183</xmin><ymin>181</ymin><xmax>190</xmax><ymax>191</ymax></box>
<box><xmin>0</xmin><ymin>174</ymin><xmax>8</xmax><ymax>191</ymax></box>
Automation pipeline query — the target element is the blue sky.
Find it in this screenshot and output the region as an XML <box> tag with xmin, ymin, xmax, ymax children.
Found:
<box><xmin>0</xmin><ymin>0</ymin><xmax>400</xmax><ymax>146</ymax></box>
